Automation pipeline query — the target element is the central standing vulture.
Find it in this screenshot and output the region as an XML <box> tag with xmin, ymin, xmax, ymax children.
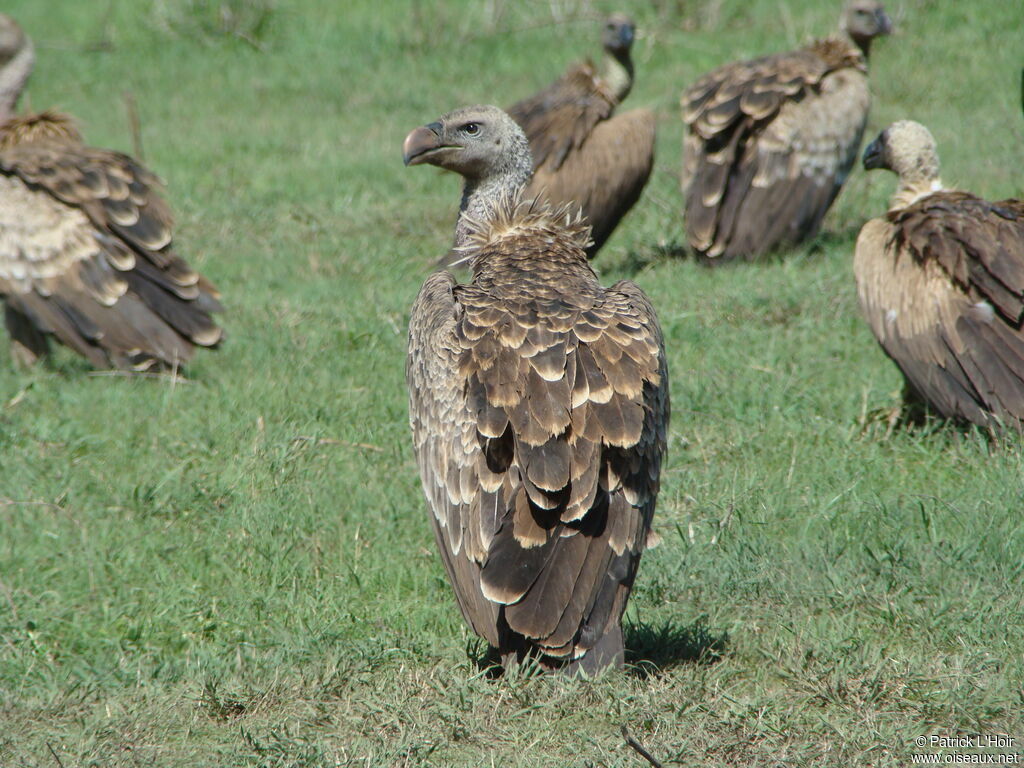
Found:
<box><xmin>855</xmin><ymin>120</ymin><xmax>1024</xmax><ymax>429</ymax></box>
<box><xmin>506</xmin><ymin>14</ymin><xmax>655</xmax><ymax>259</ymax></box>
<box><xmin>681</xmin><ymin>0</ymin><xmax>892</xmax><ymax>263</ymax></box>
<box><xmin>0</xmin><ymin>14</ymin><xmax>222</xmax><ymax>370</ymax></box>
<box><xmin>403</xmin><ymin>105</ymin><xmax>668</xmax><ymax>672</ymax></box>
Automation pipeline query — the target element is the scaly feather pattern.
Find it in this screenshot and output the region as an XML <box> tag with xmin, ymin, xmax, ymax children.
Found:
<box><xmin>0</xmin><ymin>116</ymin><xmax>223</xmax><ymax>369</ymax></box>
<box><xmin>681</xmin><ymin>0</ymin><xmax>891</xmax><ymax>263</ymax></box>
<box><xmin>408</xmin><ymin>196</ymin><xmax>668</xmax><ymax>669</ymax></box>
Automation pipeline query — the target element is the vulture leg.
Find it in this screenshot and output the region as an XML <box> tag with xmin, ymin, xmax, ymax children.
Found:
<box><xmin>4</xmin><ymin>303</ymin><xmax>49</xmax><ymax>366</ymax></box>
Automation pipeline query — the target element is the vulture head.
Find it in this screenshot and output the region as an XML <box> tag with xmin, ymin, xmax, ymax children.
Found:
<box><xmin>402</xmin><ymin>104</ymin><xmax>533</xmax><ymax>187</ymax></box>
<box><xmin>842</xmin><ymin>0</ymin><xmax>892</xmax><ymax>55</ymax></box>
<box><xmin>863</xmin><ymin>120</ymin><xmax>940</xmax><ymax>182</ymax></box>
<box><xmin>602</xmin><ymin>13</ymin><xmax>636</xmax><ymax>57</ymax></box>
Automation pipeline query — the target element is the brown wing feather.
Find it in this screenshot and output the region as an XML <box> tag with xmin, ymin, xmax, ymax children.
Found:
<box><xmin>682</xmin><ymin>38</ymin><xmax>868</xmax><ymax>261</ymax></box>
<box><xmin>854</xmin><ymin>197</ymin><xmax>1024</xmax><ymax>427</ymax></box>
<box><xmin>889</xmin><ymin>193</ymin><xmax>1024</xmax><ymax>320</ymax></box>
<box><xmin>507</xmin><ymin>61</ymin><xmax>615</xmax><ymax>173</ymax></box>
<box><xmin>526</xmin><ymin>109</ymin><xmax>655</xmax><ymax>256</ymax></box>
<box><xmin>0</xmin><ymin>139</ymin><xmax>222</xmax><ymax>369</ymax></box>
<box><xmin>408</xmin><ymin>214</ymin><xmax>668</xmax><ymax>666</ymax></box>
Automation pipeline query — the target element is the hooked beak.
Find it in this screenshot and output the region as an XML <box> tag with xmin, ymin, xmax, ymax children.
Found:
<box><xmin>877</xmin><ymin>10</ymin><xmax>893</xmax><ymax>35</ymax></box>
<box><xmin>403</xmin><ymin>121</ymin><xmax>448</xmax><ymax>166</ymax></box>
<box><xmin>619</xmin><ymin>24</ymin><xmax>634</xmax><ymax>48</ymax></box>
<box><xmin>862</xmin><ymin>135</ymin><xmax>884</xmax><ymax>170</ymax></box>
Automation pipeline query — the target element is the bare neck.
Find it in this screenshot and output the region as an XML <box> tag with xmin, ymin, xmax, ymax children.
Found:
<box><xmin>842</xmin><ymin>27</ymin><xmax>874</xmax><ymax>59</ymax></box>
<box><xmin>891</xmin><ymin>176</ymin><xmax>944</xmax><ymax>211</ymax></box>
<box><xmin>601</xmin><ymin>49</ymin><xmax>633</xmax><ymax>103</ymax></box>
<box><xmin>455</xmin><ymin>162</ymin><xmax>533</xmax><ymax>249</ymax></box>
<box><xmin>0</xmin><ymin>38</ymin><xmax>33</xmax><ymax>123</ymax></box>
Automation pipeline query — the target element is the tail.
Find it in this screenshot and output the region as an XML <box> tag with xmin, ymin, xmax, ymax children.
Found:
<box><xmin>4</xmin><ymin>265</ymin><xmax>222</xmax><ymax>371</ymax></box>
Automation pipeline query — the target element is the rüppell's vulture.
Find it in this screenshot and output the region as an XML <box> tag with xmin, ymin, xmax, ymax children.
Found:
<box><xmin>0</xmin><ymin>14</ymin><xmax>222</xmax><ymax>370</ymax></box>
<box><xmin>856</xmin><ymin>120</ymin><xmax>1024</xmax><ymax>428</ymax></box>
<box><xmin>505</xmin><ymin>14</ymin><xmax>655</xmax><ymax>259</ymax></box>
<box><xmin>403</xmin><ymin>105</ymin><xmax>668</xmax><ymax>673</ymax></box>
<box><xmin>681</xmin><ymin>0</ymin><xmax>892</xmax><ymax>263</ymax></box>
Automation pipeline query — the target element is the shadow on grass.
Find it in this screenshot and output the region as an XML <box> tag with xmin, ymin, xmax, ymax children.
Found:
<box><xmin>645</xmin><ymin>224</ymin><xmax>863</xmax><ymax>270</ymax></box>
<box><xmin>625</xmin><ymin>617</ymin><xmax>728</xmax><ymax>679</ymax></box>
<box><xmin>465</xmin><ymin>616</ymin><xmax>729</xmax><ymax>680</ymax></box>
<box><xmin>603</xmin><ymin>242</ymin><xmax>689</xmax><ymax>279</ymax></box>
<box><xmin>859</xmin><ymin>400</ymin><xmax>1005</xmax><ymax>447</ymax></box>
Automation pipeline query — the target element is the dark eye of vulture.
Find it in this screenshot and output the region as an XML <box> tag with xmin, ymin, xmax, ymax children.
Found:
<box><xmin>404</xmin><ymin>104</ymin><xmax>669</xmax><ymax>673</ymax></box>
<box><xmin>854</xmin><ymin>120</ymin><xmax>1024</xmax><ymax>430</ymax></box>
<box><xmin>680</xmin><ymin>1</ymin><xmax>892</xmax><ymax>263</ymax></box>
<box><xmin>0</xmin><ymin>13</ymin><xmax>223</xmax><ymax>371</ymax></box>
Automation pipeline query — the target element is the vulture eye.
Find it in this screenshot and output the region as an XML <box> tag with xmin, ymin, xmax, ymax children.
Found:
<box><xmin>461</xmin><ymin>122</ymin><xmax>481</xmax><ymax>136</ymax></box>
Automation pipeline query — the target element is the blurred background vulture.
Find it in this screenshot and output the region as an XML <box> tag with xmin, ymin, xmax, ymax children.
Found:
<box><xmin>0</xmin><ymin>14</ymin><xmax>222</xmax><ymax>371</ymax></box>
<box><xmin>506</xmin><ymin>14</ymin><xmax>654</xmax><ymax>259</ymax></box>
<box><xmin>681</xmin><ymin>0</ymin><xmax>892</xmax><ymax>263</ymax></box>
<box><xmin>403</xmin><ymin>105</ymin><xmax>668</xmax><ymax>672</ymax></box>
<box><xmin>856</xmin><ymin>120</ymin><xmax>1024</xmax><ymax>429</ymax></box>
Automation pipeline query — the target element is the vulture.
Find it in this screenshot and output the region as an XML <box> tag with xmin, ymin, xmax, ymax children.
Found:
<box><xmin>680</xmin><ymin>0</ymin><xmax>892</xmax><ymax>263</ymax></box>
<box><xmin>0</xmin><ymin>14</ymin><xmax>222</xmax><ymax>370</ymax></box>
<box><xmin>855</xmin><ymin>120</ymin><xmax>1024</xmax><ymax>429</ymax></box>
<box><xmin>403</xmin><ymin>105</ymin><xmax>668</xmax><ymax>672</ymax></box>
<box><xmin>505</xmin><ymin>14</ymin><xmax>655</xmax><ymax>258</ymax></box>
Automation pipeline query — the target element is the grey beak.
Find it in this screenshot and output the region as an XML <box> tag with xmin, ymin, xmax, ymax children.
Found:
<box><xmin>862</xmin><ymin>135</ymin><xmax>884</xmax><ymax>170</ymax></box>
<box><xmin>403</xmin><ymin>121</ymin><xmax>444</xmax><ymax>166</ymax></box>
<box><xmin>877</xmin><ymin>10</ymin><xmax>893</xmax><ymax>35</ymax></box>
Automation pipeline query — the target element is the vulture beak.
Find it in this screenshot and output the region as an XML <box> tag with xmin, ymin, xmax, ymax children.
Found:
<box><xmin>877</xmin><ymin>10</ymin><xmax>893</xmax><ymax>35</ymax></box>
<box><xmin>862</xmin><ymin>136</ymin><xmax>884</xmax><ymax>170</ymax></box>
<box><xmin>403</xmin><ymin>121</ymin><xmax>448</xmax><ymax>166</ymax></box>
<box><xmin>618</xmin><ymin>24</ymin><xmax>634</xmax><ymax>48</ymax></box>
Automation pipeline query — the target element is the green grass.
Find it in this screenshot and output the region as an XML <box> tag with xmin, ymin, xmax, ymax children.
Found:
<box><xmin>2</xmin><ymin>0</ymin><xmax>1023</xmax><ymax>765</ymax></box>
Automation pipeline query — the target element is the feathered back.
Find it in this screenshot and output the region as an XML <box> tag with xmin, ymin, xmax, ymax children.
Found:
<box><xmin>506</xmin><ymin>39</ymin><xmax>654</xmax><ymax>258</ymax></box>
<box><xmin>887</xmin><ymin>193</ymin><xmax>1024</xmax><ymax>323</ymax></box>
<box><xmin>407</xmin><ymin>170</ymin><xmax>668</xmax><ymax>670</ymax></box>
<box><xmin>0</xmin><ymin>116</ymin><xmax>222</xmax><ymax>368</ymax></box>
<box><xmin>681</xmin><ymin>22</ymin><xmax>880</xmax><ymax>261</ymax></box>
<box><xmin>508</xmin><ymin>61</ymin><xmax>615</xmax><ymax>173</ymax></box>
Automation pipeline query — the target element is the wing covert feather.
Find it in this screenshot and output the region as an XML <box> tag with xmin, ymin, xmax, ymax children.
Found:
<box><xmin>682</xmin><ymin>38</ymin><xmax>869</xmax><ymax>260</ymax></box>
<box><xmin>408</xmin><ymin>231</ymin><xmax>669</xmax><ymax>663</ymax></box>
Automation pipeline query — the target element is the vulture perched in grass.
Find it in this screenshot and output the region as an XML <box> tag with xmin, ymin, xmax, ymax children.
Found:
<box><xmin>403</xmin><ymin>105</ymin><xmax>668</xmax><ymax>672</ymax></box>
<box><xmin>506</xmin><ymin>14</ymin><xmax>655</xmax><ymax>258</ymax></box>
<box><xmin>681</xmin><ymin>0</ymin><xmax>892</xmax><ymax>263</ymax></box>
<box><xmin>0</xmin><ymin>14</ymin><xmax>222</xmax><ymax>370</ymax></box>
<box><xmin>855</xmin><ymin>120</ymin><xmax>1024</xmax><ymax>429</ymax></box>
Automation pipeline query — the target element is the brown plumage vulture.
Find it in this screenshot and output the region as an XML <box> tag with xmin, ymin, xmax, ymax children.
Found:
<box><xmin>403</xmin><ymin>105</ymin><xmax>668</xmax><ymax>673</ymax></box>
<box><xmin>681</xmin><ymin>0</ymin><xmax>892</xmax><ymax>263</ymax></box>
<box><xmin>855</xmin><ymin>120</ymin><xmax>1024</xmax><ymax>429</ymax></box>
<box><xmin>0</xmin><ymin>14</ymin><xmax>222</xmax><ymax>370</ymax></box>
<box><xmin>506</xmin><ymin>14</ymin><xmax>655</xmax><ymax>258</ymax></box>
